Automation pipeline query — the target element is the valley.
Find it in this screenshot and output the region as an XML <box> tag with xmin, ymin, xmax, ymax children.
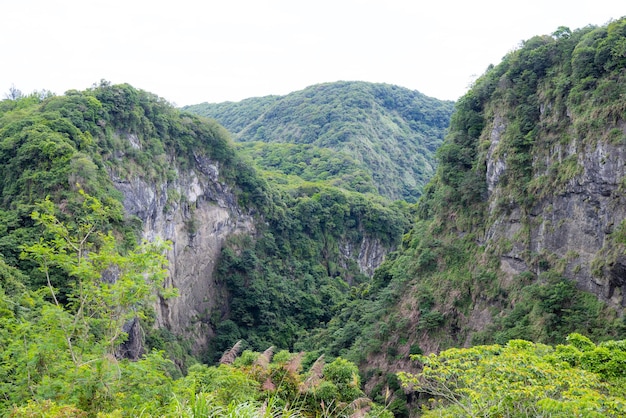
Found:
<box><xmin>1</xmin><ymin>17</ymin><xmax>626</xmax><ymax>417</ymax></box>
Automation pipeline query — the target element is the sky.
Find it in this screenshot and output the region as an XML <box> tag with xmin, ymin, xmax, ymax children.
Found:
<box><xmin>1</xmin><ymin>1</ymin><xmax>624</xmax><ymax>106</ymax></box>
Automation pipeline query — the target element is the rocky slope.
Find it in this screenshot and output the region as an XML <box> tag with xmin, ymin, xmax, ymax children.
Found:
<box><xmin>485</xmin><ymin>112</ymin><xmax>626</xmax><ymax>308</ymax></box>
<box><xmin>415</xmin><ymin>20</ymin><xmax>626</xmax><ymax>339</ymax></box>
<box><xmin>95</xmin><ymin>88</ymin><xmax>409</xmax><ymax>357</ymax></box>
<box><xmin>111</xmin><ymin>139</ymin><xmax>397</xmax><ymax>352</ymax></box>
<box><xmin>110</xmin><ymin>147</ymin><xmax>255</xmax><ymax>351</ymax></box>
<box><xmin>0</xmin><ymin>83</ymin><xmax>406</xmax><ymax>360</ymax></box>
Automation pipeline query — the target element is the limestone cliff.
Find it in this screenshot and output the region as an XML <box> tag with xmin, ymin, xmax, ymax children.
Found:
<box><xmin>332</xmin><ymin>24</ymin><xmax>626</xmax><ymax>384</ymax></box>
<box><xmin>339</xmin><ymin>235</ymin><xmax>389</xmax><ymax>279</ymax></box>
<box><xmin>111</xmin><ymin>148</ymin><xmax>255</xmax><ymax>351</ymax></box>
<box><xmin>110</xmin><ymin>134</ymin><xmax>394</xmax><ymax>353</ymax></box>
<box><xmin>485</xmin><ymin>113</ymin><xmax>626</xmax><ymax>308</ymax></box>
<box><xmin>433</xmin><ymin>22</ymin><xmax>626</xmax><ymax>337</ymax></box>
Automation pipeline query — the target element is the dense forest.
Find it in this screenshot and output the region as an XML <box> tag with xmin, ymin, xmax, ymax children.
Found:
<box><xmin>0</xmin><ymin>81</ymin><xmax>409</xmax><ymax>416</ymax></box>
<box><xmin>184</xmin><ymin>82</ymin><xmax>455</xmax><ymax>202</ymax></box>
<box><xmin>1</xmin><ymin>16</ymin><xmax>626</xmax><ymax>418</ymax></box>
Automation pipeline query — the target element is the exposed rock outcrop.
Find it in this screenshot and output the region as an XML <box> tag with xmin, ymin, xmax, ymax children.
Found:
<box><xmin>109</xmin><ymin>134</ymin><xmax>397</xmax><ymax>355</ymax></box>
<box><xmin>484</xmin><ymin>114</ymin><xmax>626</xmax><ymax>308</ymax></box>
<box><xmin>339</xmin><ymin>236</ymin><xmax>389</xmax><ymax>279</ymax></box>
<box><xmin>111</xmin><ymin>148</ymin><xmax>255</xmax><ymax>351</ymax></box>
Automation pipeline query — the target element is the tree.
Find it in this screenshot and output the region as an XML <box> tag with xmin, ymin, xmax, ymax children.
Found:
<box><xmin>0</xmin><ymin>191</ymin><xmax>178</xmax><ymax>414</ymax></box>
<box><xmin>4</xmin><ymin>83</ymin><xmax>23</xmax><ymax>100</ymax></box>
<box><xmin>21</xmin><ymin>190</ymin><xmax>175</xmax><ymax>361</ymax></box>
<box><xmin>398</xmin><ymin>337</ymin><xmax>626</xmax><ymax>417</ymax></box>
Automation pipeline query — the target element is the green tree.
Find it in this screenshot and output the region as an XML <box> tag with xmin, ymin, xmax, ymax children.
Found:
<box><xmin>0</xmin><ymin>191</ymin><xmax>178</xmax><ymax>414</ymax></box>
<box><xmin>399</xmin><ymin>337</ymin><xmax>626</xmax><ymax>417</ymax></box>
<box><xmin>21</xmin><ymin>190</ymin><xmax>174</xmax><ymax>361</ymax></box>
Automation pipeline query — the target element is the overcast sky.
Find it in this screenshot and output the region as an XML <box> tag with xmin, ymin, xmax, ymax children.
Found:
<box><xmin>1</xmin><ymin>1</ymin><xmax>623</xmax><ymax>106</ymax></box>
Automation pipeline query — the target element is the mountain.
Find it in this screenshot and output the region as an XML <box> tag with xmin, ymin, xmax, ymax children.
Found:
<box><xmin>0</xmin><ymin>81</ymin><xmax>413</xmax><ymax>414</ymax></box>
<box><xmin>0</xmin><ymin>82</ymin><xmax>265</xmax><ymax>354</ymax></box>
<box><xmin>3</xmin><ymin>17</ymin><xmax>626</xmax><ymax>416</ymax></box>
<box><xmin>184</xmin><ymin>81</ymin><xmax>455</xmax><ymax>202</ymax></box>
<box><xmin>299</xmin><ymin>19</ymin><xmax>626</xmax><ymax>411</ymax></box>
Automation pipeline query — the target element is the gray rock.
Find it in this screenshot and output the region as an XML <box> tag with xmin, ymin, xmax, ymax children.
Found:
<box><xmin>484</xmin><ymin>113</ymin><xmax>626</xmax><ymax>308</ymax></box>
<box><xmin>111</xmin><ymin>141</ymin><xmax>254</xmax><ymax>353</ymax></box>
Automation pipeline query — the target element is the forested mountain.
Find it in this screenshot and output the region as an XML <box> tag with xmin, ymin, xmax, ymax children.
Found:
<box><xmin>0</xmin><ymin>81</ymin><xmax>409</xmax><ymax>416</ymax></box>
<box><xmin>184</xmin><ymin>81</ymin><xmax>455</xmax><ymax>202</ymax></box>
<box><xmin>2</xmin><ymin>16</ymin><xmax>626</xmax><ymax>417</ymax></box>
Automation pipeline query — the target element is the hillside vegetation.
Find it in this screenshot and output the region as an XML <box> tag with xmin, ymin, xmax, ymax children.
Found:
<box><xmin>0</xmin><ymin>81</ymin><xmax>261</xmax><ymax>289</ymax></box>
<box><xmin>2</xmin><ymin>16</ymin><xmax>626</xmax><ymax>417</ymax></box>
<box><xmin>0</xmin><ymin>82</ymin><xmax>409</xmax><ymax>416</ymax></box>
<box><xmin>184</xmin><ymin>81</ymin><xmax>455</xmax><ymax>202</ymax></box>
<box><xmin>295</xmin><ymin>18</ymin><xmax>626</xmax><ymax>416</ymax></box>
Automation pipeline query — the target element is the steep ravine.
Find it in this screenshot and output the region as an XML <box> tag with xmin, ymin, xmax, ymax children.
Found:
<box><xmin>349</xmin><ymin>26</ymin><xmax>626</xmax><ymax>408</ymax></box>
<box><xmin>109</xmin><ymin>134</ymin><xmax>393</xmax><ymax>352</ymax></box>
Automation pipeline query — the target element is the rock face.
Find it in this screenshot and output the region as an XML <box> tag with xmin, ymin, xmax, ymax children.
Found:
<box><xmin>339</xmin><ymin>236</ymin><xmax>389</xmax><ymax>279</ymax></box>
<box><xmin>484</xmin><ymin>114</ymin><xmax>626</xmax><ymax>308</ymax></box>
<box><xmin>109</xmin><ymin>135</ymin><xmax>394</xmax><ymax>355</ymax></box>
<box><xmin>111</xmin><ymin>150</ymin><xmax>255</xmax><ymax>351</ymax></box>
<box><xmin>117</xmin><ymin>318</ymin><xmax>144</xmax><ymax>360</ymax></box>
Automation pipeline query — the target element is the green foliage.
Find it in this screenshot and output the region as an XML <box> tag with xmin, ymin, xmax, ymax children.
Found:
<box><xmin>21</xmin><ymin>192</ymin><xmax>174</xmax><ymax>359</ymax></box>
<box><xmin>4</xmin><ymin>17</ymin><xmax>626</xmax><ymax>415</ymax></box>
<box><xmin>238</xmin><ymin>141</ymin><xmax>379</xmax><ymax>195</ymax></box>
<box><xmin>0</xmin><ymin>81</ymin><xmax>270</xmax><ymax>292</ymax></box>
<box><xmin>185</xmin><ymin>81</ymin><xmax>455</xmax><ymax>202</ymax></box>
<box><xmin>477</xmin><ymin>271</ymin><xmax>624</xmax><ymax>345</ymax></box>
<box><xmin>9</xmin><ymin>400</ymin><xmax>88</xmax><ymax>417</ymax></box>
<box><xmin>0</xmin><ymin>194</ymin><xmax>177</xmax><ymax>416</ymax></box>
<box><xmin>297</xmin><ymin>21</ymin><xmax>626</xmax><ymax>400</ymax></box>
<box><xmin>0</xmin><ymin>81</ymin><xmax>409</xmax><ymax>416</ymax></box>
<box><xmin>399</xmin><ymin>336</ymin><xmax>626</xmax><ymax>417</ymax></box>
<box><xmin>322</xmin><ymin>357</ymin><xmax>362</xmax><ymax>402</ymax></box>
<box><xmin>1</xmin><ymin>193</ymin><xmax>391</xmax><ymax>417</ymax></box>
<box><xmin>210</xmin><ymin>184</ymin><xmax>412</xmax><ymax>359</ymax></box>
<box><xmin>169</xmin><ymin>349</ymin><xmax>386</xmax><ymax>418</ymax></box>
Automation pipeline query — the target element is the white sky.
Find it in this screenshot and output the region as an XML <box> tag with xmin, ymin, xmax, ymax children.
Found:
<box><xmin>1</xmin><ymin>1</ymin><xmax>623</xmax><ymax>106</ymax></box>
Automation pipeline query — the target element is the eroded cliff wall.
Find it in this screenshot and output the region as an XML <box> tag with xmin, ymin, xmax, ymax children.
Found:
<box><xmin>484</xmin><ymin>113</ymin><xmax>626</xmax><ymax>309</ymax></box>
<box><xmin>111</xmin><ymin>150</ymin><xmax>255</xmax><ymax>350</ymax></box>
<box><xmin>110</xmin><ymin>136</ymin><xmax>393</xmax><ymax>353</ymax></box>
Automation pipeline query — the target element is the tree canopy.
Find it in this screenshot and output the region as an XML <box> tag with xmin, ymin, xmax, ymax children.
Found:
<box><xmin>185</xmin><ymin>81</ymin><xmax>455</xmax><ymax>202</ymax></box>
<box><xmin>399</xmin><ymin>334</ymin><xmax>626</xmax><ymax>417</ymax></box>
